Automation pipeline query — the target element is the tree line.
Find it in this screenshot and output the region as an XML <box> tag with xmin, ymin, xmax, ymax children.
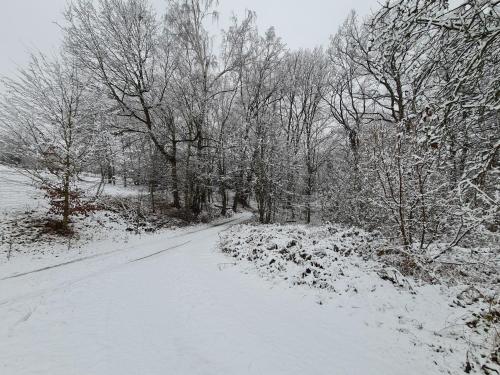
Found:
<box><xmin>0</xmin><ymin>0</ymin><xmax>498</xmax><ymax>251</ymax></box>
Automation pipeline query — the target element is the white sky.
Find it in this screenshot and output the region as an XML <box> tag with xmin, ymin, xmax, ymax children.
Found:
<box><xmin>0</xmin><ymin>0</ymin><xmax>377</xmax><ymax>77</ymax></box>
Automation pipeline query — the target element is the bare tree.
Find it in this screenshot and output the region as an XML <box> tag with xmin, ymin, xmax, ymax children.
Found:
<box><xmin>64</xmin><ymin>0</ymin><xmax>180</xmax><ymax>206</ymax></box>
<box><xmin>0</xmin><ymin>53</ymin><xmax>99</xmax><ymax>229</ymax></box>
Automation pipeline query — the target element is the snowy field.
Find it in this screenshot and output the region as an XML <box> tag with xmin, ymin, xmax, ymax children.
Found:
<box><xmin>0</xmin><ymin>167</ymin><xmax>498</xmax><ymax>375</ymax></box>
<box><xmin>0</xmin><ymin>166</ymin><xmax>45</xmax><ymax>214</ymax></box>
<box><xmin>0</xmin><ymin>166</ymin><xmax>142</xmax><ymax>214</ymax></box>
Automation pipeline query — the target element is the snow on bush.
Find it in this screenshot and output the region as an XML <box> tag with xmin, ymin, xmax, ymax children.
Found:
<box><xmin>220</xmin><ymin>223</ymin><xmax>393</xmax><ymax>294</ymax></box>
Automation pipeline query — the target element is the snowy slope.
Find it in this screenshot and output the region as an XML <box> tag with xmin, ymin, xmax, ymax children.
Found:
<box><xmin>0</xmin><ymin>165</ymin><xmax>142</xmax><ymax>215</ymax></box>
<box><xmin>0</xmin><ymin>166</ymin><xmax>45</xmax><ymax>214</ymax></box>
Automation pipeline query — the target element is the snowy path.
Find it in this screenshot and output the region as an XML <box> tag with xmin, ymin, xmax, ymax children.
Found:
<box><xmin>0</xmin><ymin>214</ymin><xmax>446</xmax><ymax>375</ymax></box>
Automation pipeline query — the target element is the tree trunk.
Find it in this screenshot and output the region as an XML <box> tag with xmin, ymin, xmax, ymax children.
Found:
<box><xmin>62</xmin><ymin>174</ymin><xmax>70</xmax><ymax>231</ymax></box>
<box><xmin>170</xmin><ymin>141</ymin><xmax>181</xmax><ymax>209</ymax></box>
<box><xmin>305</xmin><ymin>170</ymin><xmax>313</xmax><ymax>224</ymax></box>
<box><xmin>220</xmin><ymin>188</ymin><xmax>227</xmax><ymax>216</ymax></box>
<box><xmin>150</xmin><ymin>179</ymin><xmax>156</xmax><ymax>213</ymax></box>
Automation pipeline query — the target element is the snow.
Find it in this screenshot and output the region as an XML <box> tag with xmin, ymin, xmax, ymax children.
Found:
<box><xmin>0</xmin><ymin>166</ymin><xmax>45</xmax><ymax>214</ymax></box>
<box><xmin>0</xmin><ymin>165</ymin><xmax>141</xmax><ymax>216</ymax></box>
<box><xmin>0</xmin><ymin>166</ymin><xmax>496</xmax><ymax>375</ymax></box>
<box><xmin>78</xmin><ymin>173</ymin><xmax>144</xmax><ymax>198</ymax></box>
<box><xmin>220</xmin><ymin>223</ymin><xmax>386</xmax><ymax>293</ymax></box>
<box><xmin>0</xmin><ymin>214</ymin><xmax>479</xmax><ymax>375</ymax></box>
<box><xmin>0</xmin><ymin>217</ymin><xmax>424</xmax><ymax>373</ymax></box>
<box><xmin>220</xmin><ymin>223</ymin><xmax>499</xmax><ymax>374</ymax></box>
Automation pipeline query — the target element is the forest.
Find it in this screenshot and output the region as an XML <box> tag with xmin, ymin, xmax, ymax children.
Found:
<box><xmin>1</xmin><ymin>0</ymin><xmax>498</xmax><ymax>246</ymax></box>
<box><xmin>0</xmin><ymin>1</ymin><xmax>498</xmax><ymax>374</ymax></box>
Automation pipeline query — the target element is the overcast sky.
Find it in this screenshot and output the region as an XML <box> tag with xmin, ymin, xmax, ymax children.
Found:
<box><xmin>0</xmin><ymin>0</ymin><xmax>377</xmax><ymax>77</ymax></box>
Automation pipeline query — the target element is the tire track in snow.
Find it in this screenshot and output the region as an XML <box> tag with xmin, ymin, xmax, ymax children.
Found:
<box><xmin>0</xmin><ymin>241</ymin><xmax>192</xmax><ymax>308</ymax></box>
<box><xmin>1</xmin><ymin>216</ymin><xmax>243</xmax><ymax>281</ymax></box>
<box><xmin>128</xmin><ymin>241</ymin><xmax>191</xmax><ymax>263</ymax></box>
<box><xmin>0</xmin><ymin>215</ymin><xmax>249</xmax><ymax>308</ymax></box>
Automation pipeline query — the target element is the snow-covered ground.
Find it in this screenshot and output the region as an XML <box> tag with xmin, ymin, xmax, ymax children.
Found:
<box><xmin>0</xmin><ymin>166</ymin><xmax>497</xmax><ymax>375</ymax></box>
<box><xmin>0</xmin><ymin>165</ymin><xmax>142</xmax><ymax>215</ymax></box>
<box><xmin>78</xmin><ymin>172</ymin><xmax>145</xmax><ymax>198</ymax></box>
<box><xmin>219</xmin><ymin>224</ymin><xmax>499</xmax><ymax>375</ymax></box>
<box><xmin>0</xmin><ymin>213</ymin><xmax>462</xmax><ymax>375</ymax></box>
<box><xmin>0</xmin><ymin>166</ymin><xmax>45</xmax><ymax>214</ymax></box>
<box><xmin>0</xmin><ymin>166</ymin><xmax>144</xmax><ymax>261</ymax></box>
